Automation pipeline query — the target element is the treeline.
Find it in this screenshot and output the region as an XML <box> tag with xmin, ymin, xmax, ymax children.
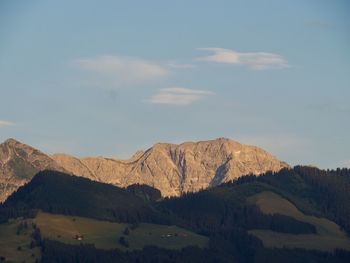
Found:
<box><xmin>3</xmin><ymin>170</ymin><xmax>317</xmax><ymax>236</ymax></box>
<box><xmin>214</xmin><ymin>166</ymin><xmax>350</xmax><ymax>235</ymax></box>
<box><xmin>40</xmin><ymin>238</ymin><xmax>350</xmax><ymax>263</ymax></box>
<box><xmin>256</xmin><ymin>166</ymin><xmax>350</xmax><ymax>234</ymax></box>
<box><xmin>2</xmin><ymin>167</ymin><xmax>350</xmax><ymax>262</ymax></box>
<box><xmin>159</xmin><ymin>194</ymin><xmax>316</xmax><ymax>235</ymax></box>
<box><xmin>126</xmin><ymin>184</ymin><xmax>162</xmax><ymax>201</ymax></box>
<box><xmin>41</xmin><ymin>240</ymin><xmax>223</xmax><ymax>263</ymax></box>
<box><xmin>3</xmin><ymin>170</ymin><xmax>168</xmax><ymax>224</ymax></box>
<box><xmin>295</xmin><ymin>166</ymin><xmax>350</xmax><ymax>234</ymax></box>
<box><xmin>0</xmin><ymin>207</ymin><xmax>37</xmax><ymax>223</ymax></box>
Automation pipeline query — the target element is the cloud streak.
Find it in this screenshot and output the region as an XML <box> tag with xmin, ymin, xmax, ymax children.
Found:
<box><xmin>75</xmin><ymin>55</ymin><xmax>170</xmax><ymax>88</ymax></box>
<box><xmin>0</xmin><ymin>120</ymin><xmax>15</xmax><ymax>128</ymax></box>
<box><xmin>197</xmin><ymin>48</ymin><xmax>288</xmax><ymax>70</ymax></box>
<box><xmin>148</xmin><ymin>87</ymin><xmax>214</xmax><ymax>105</ymax></box>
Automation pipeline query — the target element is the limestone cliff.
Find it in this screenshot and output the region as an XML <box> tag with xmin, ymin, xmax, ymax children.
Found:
<box><xmin>0</xmin><ymin>138</ymin><xmax>289</xmax><ymax>201</ymax></box>
<box><xmin>52</xmin><ymin>138</ymin><xmax>289</xmax><ymax>196</ymax></box>
<box><xmin>0</xmin><ymin>139</ymin><xmax>66</xmax><ymax>202</ymax></box>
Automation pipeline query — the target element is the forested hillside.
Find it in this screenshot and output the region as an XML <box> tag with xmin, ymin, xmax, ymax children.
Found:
<box><xmin>1</xmin><ymin>170</ymin><xmax>165</xmax><ymax>223</ymax></box>
<box><xmin>1</xmin><ymin>167</ymin><xmax>350</xmax><ymax>262</ymax></box>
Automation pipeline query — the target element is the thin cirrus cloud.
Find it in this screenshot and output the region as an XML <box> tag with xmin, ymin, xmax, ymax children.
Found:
<box><xmin>0</xmin><ymin>120</ymin><xmax>15</xmax><ymax>128</ymax></box>
<box><xmin>197</xmin><ymin>48</ymin><xmax>289</xmax><ymax>70</ymax></box>
<box><xmin>148</xmin><ymin>87</ymin><xmax>214</xmax><ymax>105</ymax></box>
<box><xmin>74</xmin><ymin>55</ymin><xmax>170</xmax><ymax>87</ymax></box>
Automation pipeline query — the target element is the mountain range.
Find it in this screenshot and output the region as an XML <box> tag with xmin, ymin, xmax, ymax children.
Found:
<box><xmin>0</xmin><ymin>137</ymin><xmax>288</xmax><ymax>202</ymax></box>
<box><xmin>1</xmin><ymin>138</ymin><xmax>350</xmax><ymax>262</ymax></box>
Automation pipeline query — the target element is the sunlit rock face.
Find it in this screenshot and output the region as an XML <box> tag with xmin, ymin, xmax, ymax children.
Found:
<box><xmin>0</xmin><ymin>138</ymin><xmax>289</xmax><ymax>201</ymax></box>
<box><xmin>0</xmin><ymin>139</ymin><xmax>66</xmax><ymax>202</ymax></box>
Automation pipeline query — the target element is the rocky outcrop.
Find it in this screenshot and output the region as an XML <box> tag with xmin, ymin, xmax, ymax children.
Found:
<box><xmin>53</xmin><ymin>138</ymin><xmax>289</xmax><ymax>196</ymax></box>
<box><xmin>0</xmin><ymin>138</ymin><xmax>289</xmax><ymax>202</ymax></box>
<box><xmin>0</xmin><ymin>139</ymin><xmax>66</xmax><ymax>202</ymax></box>
<box><xmin>50</xmin><ymin>154</ymin><xmax>98</xmax><ymax>181</ymax></box>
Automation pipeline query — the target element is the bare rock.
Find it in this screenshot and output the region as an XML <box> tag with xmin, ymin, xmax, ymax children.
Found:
<box><xmin>0</xmin><ymin>137</ymin><xmax>289</xmax><ymax>202</ymax></box>
<box><xmin>0</xmin><ymin>139</ymin><xmax>66</xmax><ymax>202</ymax></box>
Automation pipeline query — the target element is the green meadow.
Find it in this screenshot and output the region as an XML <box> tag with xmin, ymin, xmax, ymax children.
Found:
<box><xmin>34</xmin><ymin>211</ymin><xmax>208</xmax><ymax>250</ymax></box>
<box><xmin>248</xmin><ymin>191</ymin><xmax>350</xmax><ymax>252</ymax></box>
<box><xmin>0</xmin><ymin>218</ymin><xmax>40</xmax><ymax>263</ymax></box>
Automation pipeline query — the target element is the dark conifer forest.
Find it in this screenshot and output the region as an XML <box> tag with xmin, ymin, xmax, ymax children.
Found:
<box><xmin>1</xmin><ymin>167</ymin><xmax>350</xmax><ymax>262</ymax></box>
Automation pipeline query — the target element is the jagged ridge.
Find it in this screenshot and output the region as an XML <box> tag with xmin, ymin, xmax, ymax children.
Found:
<box><xmin>0</xmin><ymin>137</ymin><xmax>289</xmax><ymax>202</ymax></box>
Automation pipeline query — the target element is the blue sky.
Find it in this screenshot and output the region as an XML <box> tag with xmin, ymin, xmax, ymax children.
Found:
<box><xmin>0</xmin><ymin>0</ymin><xmax>349</xmax><ymax>168</ymax></box>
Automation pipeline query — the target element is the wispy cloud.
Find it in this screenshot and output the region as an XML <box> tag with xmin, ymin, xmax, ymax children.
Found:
<box><xmin>0</xmin><ymin>120</ymin><xmax>15</xmax><ymax>128</ymax></box>
<box><xmin>197</xmin><ymin>48</ymin><xmax>288</xmax><ymax>70</ymax></box>
<box><xmin>74</xmin><ymin>55</ymin><xmax>170</xmax><ymax>88</ymax></box>
<box><xmin>148</xmin><ymin>87</ymin><xmax>214</xmax><ymax>105</ymax></box>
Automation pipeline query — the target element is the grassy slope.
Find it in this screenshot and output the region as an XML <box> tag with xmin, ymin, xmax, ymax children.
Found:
<box><xmin>0</xmin><ymin>219</ymin><xmax>40</xmax><ymax>263</ymax></box>
<box><xmin>35</xmin><ymin>211</ymin><xmax>209</xmax><ymax>250</ymax></box>
<box><xmin>0</xmin><ymin>211</ymin><xmax>208</xmax><ymax>262</ymax></box>
<box><xmin>247</xmin><ymin>191</ymin><xmax>350</xmax><ymax>252</ymax></box>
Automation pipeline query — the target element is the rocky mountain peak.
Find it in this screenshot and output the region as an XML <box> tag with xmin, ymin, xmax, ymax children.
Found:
<box><xmin>0</xmin><ymin>138</ymin><xmax>66</xmax><ymax>202</ymax></box>
<box><xmin>1</xmin><ymin>137</ymin><xmax>289</xmax><ymax>202</ymax></box>
<box><xmin>3</xmin><ymin>138</ymin><xmax>20</xmax><ymax>145</ymax></box>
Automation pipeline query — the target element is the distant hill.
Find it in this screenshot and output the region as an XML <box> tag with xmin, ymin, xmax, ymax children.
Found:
<box><xmin>3</xmin><ymin>170</ymin><xmax>163</xmax><ymax>223</ymax></box>
<box><xmin>0</xmin><ymin>137</ymin><xmax>289</xmax><ymax>202</ymax></box>
<box><xmin>159</xmin><ymin>166</ymin><xmax>350</xmax><ymax>235</ymax></box>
